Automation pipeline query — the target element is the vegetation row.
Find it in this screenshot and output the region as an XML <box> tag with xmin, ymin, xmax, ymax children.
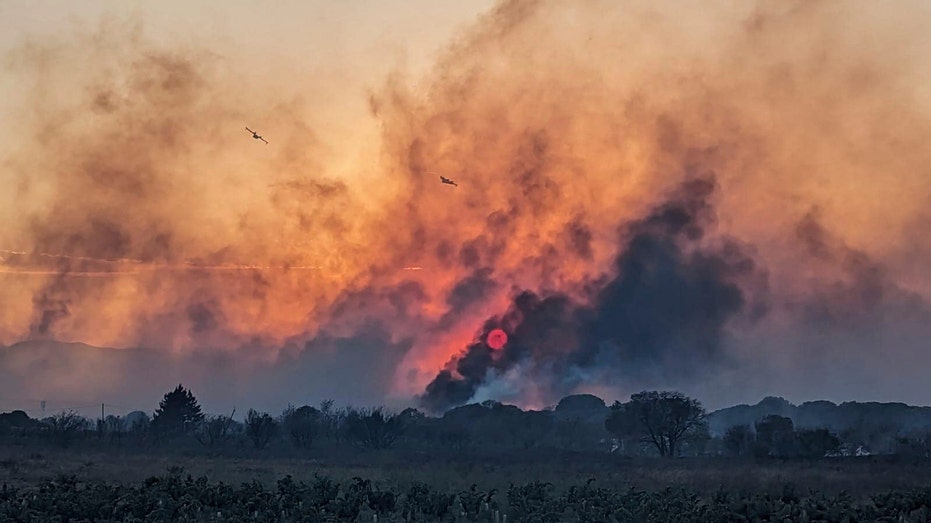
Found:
<box><xmin>4</xmin><ymin>386</ymin><xmax>931</xmax><ymax>460</ymax></box>
<box><xmin>4</xmin><ymin>469</ymin><xmax>931</xmax><ymax>522</ymax></box>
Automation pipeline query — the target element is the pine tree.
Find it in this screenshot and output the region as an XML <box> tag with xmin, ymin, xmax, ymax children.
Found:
<box><xmin>152</xmin><ymin>384</ymin><xmax>205</xmax><ymax>435</ymax></box>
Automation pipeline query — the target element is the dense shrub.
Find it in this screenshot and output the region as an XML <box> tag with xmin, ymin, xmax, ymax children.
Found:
<box><xmin>4</xmin><ymin>473</ymin><xmax>931</xmax><ymax>522</ymax></box>
<box><xmin>245</xmin><ymin>409</ymin><xmax>278</xmax><ymax>449</ymax></box>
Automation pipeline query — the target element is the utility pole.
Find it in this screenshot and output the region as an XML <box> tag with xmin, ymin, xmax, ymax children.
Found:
<box><xmin>101</xmin><ymin>403</ymin><xmax>105</xmax><ymax>421</ymax></box>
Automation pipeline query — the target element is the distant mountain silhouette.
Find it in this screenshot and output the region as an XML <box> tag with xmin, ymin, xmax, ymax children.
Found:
<box><xmin>706</xmin><ymin>396</ymin><xmax>931</xmax><ymax>435</ymax></box>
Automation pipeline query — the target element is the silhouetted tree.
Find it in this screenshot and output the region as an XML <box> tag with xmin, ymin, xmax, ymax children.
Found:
<box><xmin>442</xmin><ymin>400</ymin><xmax>558</xmax><ymax>450</ymax></box>
<box><xmin>46</xmin><ymin>410</ymin><xmax>89</xmax><ymax>447</ymax></box>
<box><xmin>553</xmin><ymin>421</ymin><xmax>584</xmax><ymax>450</ymax></box>
<box><xmin>281</xmin><ymin>405</ymin><xmax>320</xmax><ymax>449</ymax></box>
<box><xmin>437</xmin><ymin>425</ymin><xmax>472</xmax><ymax>451</ymax></box>
<box><xmin>797</xmin><ymin>428</ymin><xmax>841</xmax><ymax>458</ymax></box>
<box><xmin>398</xmin><ymin>407</ymin><xmax>426</xmax><ymax>425</ymax></box>
<box><xmin>605</xmin><ymin>401</ymin><xmax>640</xmax><ymax>453</ymax></box>
<box><xmin>681</xmin><ymin>423</ymin><xmax>712</xmax><ymax>456</ymax></box>
<box><xmin>895</xmin><ymin>431</ymin><xmax>931</xmax><ymax>458</ymax></box>
<box><xmin>151</xmin><ymin>384</ymin><xmax>204</xmax><ymax>437</ymax></box>
<box><xmin>606</xmin><ymin>391</ymin><xmax>707</xmax><ymax>457</ymax></box>
<box><xmin>245</xmin><ymin>409</ymin><xmax>278</xmax><ymax>449</ymax></box>
<box><xmin>196</xmin><ymin>411</ymin><xmax>236</xmax><ymax>448</ymax></box>
<box><xmin>344</xmin><ymin>406</ymin><xmax>405</xmax><ymax>449</ymax></box>
<box><xmin>754</xmin><ymin>414</ymin><xmax>795</xmax><ymax>457</ymax></box>
<box><xmin>0</xmin><ymin>410</ymin><xmax>40</xmax><ymax>438</ymax></box>
<box><xmin>514</xmin><ymin>410</ymin><xmax>554</xmax><ymax>449</ymax></box>
<box><xmin>100</xmin><ymin>415</ymin><xmax>124</xmax><ymax>444</ymax></box>
<box><xmin>0</xmin><ymin>410</ymin><xmax>31</xmax><ymax>428</ymax></box>
<box><xmin>318</xmin><ymin>399</ymin><xmax>346</xmax><ymax>442</ymax></box>
<box><xmin>724</xmin><ymin>424</ymin><xmax>754</xmax><ymax>456</ymax></box>
<box><xmin>125</xmin><ymin>411</ymin><xmax>150</xmax><ymax>444</ymax></box>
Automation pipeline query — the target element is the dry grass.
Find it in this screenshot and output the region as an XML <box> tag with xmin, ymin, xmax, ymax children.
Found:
<box><xmin>2</xmin><ymin>442</ymin><xmax>930</xmax><ymax>498</ymax></box>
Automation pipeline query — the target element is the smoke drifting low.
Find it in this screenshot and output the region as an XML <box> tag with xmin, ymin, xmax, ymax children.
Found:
<box><xmin>2</xmin><ymin>1</ymin><xmax>931</xmax><ymax>413</ymax></box>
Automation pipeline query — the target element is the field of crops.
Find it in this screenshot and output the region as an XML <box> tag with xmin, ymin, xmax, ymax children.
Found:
<box><xmin>3</xmin><ymin>469</ymin><xmax>931</xmax><ymax>522</ymax></box>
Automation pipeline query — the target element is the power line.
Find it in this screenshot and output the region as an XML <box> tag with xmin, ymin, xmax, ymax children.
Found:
<box><xmin>1</xmin><ymin>402</ymin><xmax>238</xmax><ymax>421</ymax></box>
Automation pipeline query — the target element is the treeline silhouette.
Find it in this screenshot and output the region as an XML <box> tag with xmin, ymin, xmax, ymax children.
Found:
<box><xmin>2</xmin><ymin>385</ymin><xmax>931</xmax><ymax>459</ymax></box>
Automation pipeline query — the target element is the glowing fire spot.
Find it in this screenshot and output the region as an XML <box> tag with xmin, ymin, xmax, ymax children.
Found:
<box><xmin>486</xmin><ymin>328</ymin><xmax>508</xmax><ymax>350</ymax></box>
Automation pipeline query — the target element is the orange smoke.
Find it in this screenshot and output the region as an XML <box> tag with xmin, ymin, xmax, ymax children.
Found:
<box><xmin>1</xmin><ymin>1</ymin><xmax>931</xmax><ymax>408</ymax></box>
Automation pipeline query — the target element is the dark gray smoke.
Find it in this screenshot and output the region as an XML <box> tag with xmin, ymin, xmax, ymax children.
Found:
<box><xmin>420</xmin><ymin>175</ymin><xmax>764</xmax><ymax>413</ymax></box>
<box><xmin>30</xmin><ymin>273</ymin><xmax>73</xmax><ymax>338</ymax></box>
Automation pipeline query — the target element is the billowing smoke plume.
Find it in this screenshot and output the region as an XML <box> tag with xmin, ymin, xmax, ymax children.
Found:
<box><xmin>2</xmin><ymin>1</ymin><xmax>931</xmax><ymax>413</ymax></box>
<box><xmin>421</xmin><ymin>175</ymin><xmax>765</xmax><ymax>412</ymax></box>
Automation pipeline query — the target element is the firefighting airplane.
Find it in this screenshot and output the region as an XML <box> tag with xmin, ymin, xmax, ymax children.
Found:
<box><xmin>245</xmin><ymin>127</ymin><xmax>268</xmax><ymax>144</ymax></box>
<box><xmin>439</xmin><ymin>175</ymin><xmax>458</xmax><ymax>187</ymax></box>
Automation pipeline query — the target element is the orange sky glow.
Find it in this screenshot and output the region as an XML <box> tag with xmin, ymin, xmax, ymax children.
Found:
<box><xmin>1</xmin><ymin>1</ymin><xmax>930</xmax><ymax>414</ymax></box>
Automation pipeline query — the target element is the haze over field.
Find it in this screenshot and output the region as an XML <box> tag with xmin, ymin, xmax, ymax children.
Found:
<box><xmin>1</xmin><ymin>0</ymin><xmax>930</xmax><ymax>416</ymax></box>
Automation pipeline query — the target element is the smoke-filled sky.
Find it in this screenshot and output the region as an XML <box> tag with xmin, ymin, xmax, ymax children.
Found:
<box><xmin>1</xmin><ymin>0</ymin><xmax>930</xmax><ymax>418</ymax></box>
